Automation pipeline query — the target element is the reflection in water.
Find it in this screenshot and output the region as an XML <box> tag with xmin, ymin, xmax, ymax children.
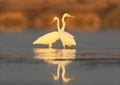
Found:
<box><xmin>33</xmin><ymin>48</ymin><xmax>76</xmax><ymax>83</ymax></box>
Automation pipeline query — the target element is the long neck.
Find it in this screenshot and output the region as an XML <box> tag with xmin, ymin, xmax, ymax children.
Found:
<box><xmin>56</xmin><ymin>18</ymin><xmax>60</xmax><ymax>32</ymax></box>
<box><xmin>61</xmin><ymin>65</ymin><xmax>69</xmax><ymax>82</ymax></box>
<box><xmin>56</xmin><ymin>64</ymin><xmax>60</xmax><ymax>79</ymax></box>
<box><xmin>61</xmin><ymin>15</ymin><xmax>66</xmax><ymax>31</ymax></box>
<box><xmin>52</xmin><ymin>64</ymin><xmax>60</xmax><ymax>80</ymax></box>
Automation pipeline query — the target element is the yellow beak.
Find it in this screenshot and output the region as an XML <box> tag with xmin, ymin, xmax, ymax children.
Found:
<box><xmin>51</xmin><ymin>19</ymin><xmax>56</xmax><ymax>24</ymax></box>
<box><xmin>70</xmin><ymin>15</ymin><xmax>75</xmax><ymax>18</ymax></box>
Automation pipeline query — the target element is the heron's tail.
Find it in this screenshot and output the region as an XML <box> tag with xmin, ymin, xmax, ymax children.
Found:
<box><xmin>33</xmin><ymin>41</ymin><xmax>37</xmax><ymax>45</ymax></box>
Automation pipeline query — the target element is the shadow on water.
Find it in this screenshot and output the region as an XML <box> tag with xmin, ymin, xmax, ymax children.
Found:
<box><xmin>0</xmin><ymin>48</ymin><xmax>120</xmax><ymax>65</ymax></box>
<box><xmin>33</xmin><ymin>48</ymin><xmax>76</xmax><ymax>83</ymax></box>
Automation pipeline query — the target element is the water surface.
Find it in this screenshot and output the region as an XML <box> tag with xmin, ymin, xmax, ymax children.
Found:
<box><xmin>0</xmin><ymin>30</ymin><xmax>120</xmax><ymax>85</ymax></box>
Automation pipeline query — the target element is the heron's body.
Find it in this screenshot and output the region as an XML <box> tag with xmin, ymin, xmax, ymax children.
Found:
<box><xmin>33</xmin><ymin>31</ymin><xmax>59</xmax><ymax>48</ymax></box>
<box><xmin>59</xmin><ymin>31</ymin><xmax>76</xmax><ymax>47</ymax></box>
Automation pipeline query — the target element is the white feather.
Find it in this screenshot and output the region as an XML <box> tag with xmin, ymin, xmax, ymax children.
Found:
<box><xmin>33</xmin><ymin>31</ymin><xmax>59</xmax><ymax>45</ymax></box>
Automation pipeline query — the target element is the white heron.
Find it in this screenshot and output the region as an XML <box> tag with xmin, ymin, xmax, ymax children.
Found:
<box><xmin>33</xmin><ymin>13</ymin><xmax>76</xmax><ymax>48</ymax></box>
<box><xmin>52</xmin><ymin>13</ymin><xmax>76</xmax><ymax>48</ymax></box>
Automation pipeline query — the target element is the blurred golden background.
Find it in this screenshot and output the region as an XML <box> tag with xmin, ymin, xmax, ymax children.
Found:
<box><xmin>0</xmin><ymin>0</ymin><xmax>120</xmax><ymax>32</ymax></box>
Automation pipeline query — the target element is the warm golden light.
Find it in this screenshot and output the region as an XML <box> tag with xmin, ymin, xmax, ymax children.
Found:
<box><xmin>0</xmin><ymin>12</ymin><xmax>28</xmax><ymax>32</ymax></box>
<box><xmin>0</xmin><ymin>0</ymin><xmax>120</xmax><ymax>32</ymax></box>
<box><xmin>33</xmin><ymin>48</ymin><xmax>76</xmax><ymax>83</ymax></box>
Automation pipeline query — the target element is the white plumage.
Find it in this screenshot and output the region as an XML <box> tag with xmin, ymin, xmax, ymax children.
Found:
<box><xmin>33</xmin><ymin>31</ymin><xmax>59</xmax><ymax>48</ymax></box>
<box><xmin>60</xmin><ymin>31</ymin><xmax>76</xmax><ymax>47</ymax></box>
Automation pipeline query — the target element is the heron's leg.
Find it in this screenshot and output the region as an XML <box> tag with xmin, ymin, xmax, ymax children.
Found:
<box><xmin>51</xmin><ymin>64</ymin><xmax>61</xmax><ymax>80</ymax></box>
<box><xmin>49</xmin><ymin>43</ymin><xmax>52</xmax><ymax>48</ymax></box>
<box><xmin>62</xmin><ymin>43</ymin><xmax>65</xmax><ymax>49</ymax></box>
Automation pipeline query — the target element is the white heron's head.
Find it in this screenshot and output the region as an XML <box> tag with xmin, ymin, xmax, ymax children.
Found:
<box><xmin>51</xmin><ymin>16</ymin><xmax>59</xmax><ymax>24</ymax></box>
<box><xmin>63</xmin><ymin>13</ymin><xmax>75</xmax><ymax>18</ymax></box>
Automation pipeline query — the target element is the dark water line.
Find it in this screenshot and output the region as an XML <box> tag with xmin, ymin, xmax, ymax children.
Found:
<box><xmin>54</xmin><ymin>58</ymin><xmax>120</xmax><ymax>61</ymax></box>
<box><xmin>1</xmin><ymin>57</ymin><xmax>120</xmax><ymax>64</ymax></box>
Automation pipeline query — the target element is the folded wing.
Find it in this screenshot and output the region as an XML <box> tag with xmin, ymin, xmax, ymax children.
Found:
<box><xmin>63</xmin><ymin>31</ymin><xmax>74</xmax><ymax>38</ymax></box>
<box><xmin>60</xmin><ymin>32</ymin><xmax>76</xmax><ymax>46</ymax></box>
<box><xmin>33</xmin><ymin>31</ymin><xmax>59</xmax><ymax>45</ymax></box>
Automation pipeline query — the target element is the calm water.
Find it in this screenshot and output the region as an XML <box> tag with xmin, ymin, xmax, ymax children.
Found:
<box><xmin>0</xmin><ymin>29</ymin><xmax>120</xmax><ymax>85</ymax></box>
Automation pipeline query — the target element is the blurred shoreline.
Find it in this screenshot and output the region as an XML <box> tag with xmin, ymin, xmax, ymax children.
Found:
<box><xmin>0</xmin><ymin>0</ymin><xmax>120</xmax><ymax>32</ymax></box>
